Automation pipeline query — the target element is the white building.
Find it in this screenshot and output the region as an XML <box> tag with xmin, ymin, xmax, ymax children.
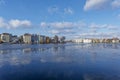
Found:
<box><xmin>23</xmin><ymin>33</ymin><xmax>32</xmax><ymax>44</ymax></box>
<box><xmin>73</xmin><ymin>38</ymin><xmax>92</xmax><ymax>43</ymax></box>
<box><xmin>112</xmin><ymin>38</ymin><xmax>119</xmax><ymax>43</ymax></box>
<box><xmin>1</xmin><ymin>33</ymin><xmax>10</xmax><ymax>43</ymax></box>
<box><xmin>99</xmin><ymin>39</ymin><xmax>103</xmax><ymax>43</ymax></box>
<box><xmin>83</xmin><ymin>39</ymin><xmax>92</xmax><ymax>43</ymax></box>
<box><xmin>73</xmin><ymin>39</ymin><xmax>83</xmax><ymax>43</ymax></box>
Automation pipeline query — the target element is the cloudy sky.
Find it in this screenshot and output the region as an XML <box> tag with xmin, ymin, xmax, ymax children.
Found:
<box><xmin>0</xmin><ymin>0</ymin><xmax>120</xmax><ymax>39</ymax></box>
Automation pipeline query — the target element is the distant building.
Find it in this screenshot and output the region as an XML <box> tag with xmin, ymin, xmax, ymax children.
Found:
<box><xmin>112</xmin><ymin>38</ymin><xmax>119</xmax><ymax>43</ymax></box>
<box><xmin>23</xmin><ymin>33</ymin><xmax>32</xmax><ymax>44</ymax></box>
<box><xmin>31</xmin><ymin>34</ymin><xmax>39</xmax><ymax>44</ymax></box>
<box><xmin>92</xmin><ymin>39</ymin><xmax>100</xmax><ymax>43</ymax></box>
<box><xmin>46</xmin><ymin>36</ymin><xmax>50</xmax><ymax>44</ymax></box>
<box><xmin>60</xmin><ymin>36</ymin><xmax>66</xmax><ymax>43</ymax></box>
<box><xmin>1</xmin><ymin>33</ymin><xmax>11</xmax><ymax>43</ymax></box>
<box><xmin>54</xmin><ymin>35</ymin><xmax>59</xmax><ymax>43</ymax></box>
<box><xmin>99</xmin><ymin>39</ymin><xmax>104</xmax><ymax>43</ymax></box>
<box><xmin>38</xmin><ymin>35</ymin><xmax>41</xmax><ymax>44</ymax></box>
<box><xmin>39</xmin><ymin>35</ymin><xmax>46</xmax><ymax>44</ymax></box>
<box><xmin>73</xmin><ymin>39</ymin><xmax>83</xmax><ymax>43</ymax></box>
<box><xmin>19</xmin><ymin>36</ymin><xmax>24</xmax><ymax>43</ymax></box>
<box><xmin>103</xmin><ymin>39</ymin><xmax>112</xmax><ymax>43</ymax></box>
<box><xmin>50</xmin><ymin>37</ymin><xmax>54</xmax><ymax>43</ymax></box>
<box><xmin>83</xmin><ymin>39</ymin><xmax>92</xmax><ymax>43</ymax></box>
<box><xmin>73</xmin><ymin>38</ymin><xmax>92</xmax><ymax>43</ymax></box>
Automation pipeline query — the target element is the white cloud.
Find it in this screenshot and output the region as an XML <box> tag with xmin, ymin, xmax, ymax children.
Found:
<box><xmin>0</xmin><ymin>17</ymin><xmax>32</xmax><ymax>29</ymax></box>
<box><xmin>48</xmin><ymin>6</ymin><xmax>75</xmax><ymax>15</ymax></box>
<box><xmin>69</xmin><ymin>32</ymin><xmax>120</xmax><ymax>39</ymax></box>
<box><xmin>40</xmin><ymin>21</ymin><xmax>86</xmax><ymax>35</ymax></box>
<box><xmin>50</xmin><ymin>22</ymin><xmax>74</xmax><ymax>28</ymax></box>
<box><xmin>40</xmin><ymin>21</ymin><xmax>120</xmax><ymax>38</ymax></box>
<box><xmin>40</xmin><ymin>22</ymin><xmax>47</xmax><ymax>27</ymax></box>
<box><xmin>0</xmin><ymin>17</ymin><xmax>7</xmax><ymax>28</ymax></box>
<box><xmin>84</xmin><ymin>0</ymin><xmax>109</xmax><ymax>11</ymax></box>
<box><xmin>9</xmin><ymin>19</ymin><xmax>31</xmax><ymax>28</ymax></box>
<box><xmin>84</xmin><ymin>0</ymin><xmax>120</xmax><ymax>11</ymax></box>
<box><xmin>80</xmin><ymin>23</ymin><xmax>120</xmax><ymax>38</ymax></box>
<box><xmin>111</xmin><ymin>0</ymin><xmax>120</xmax><ymax>8</ymax></box>
<box><xmin>90</xmin><ymin>23</ymin><xmax>108</xmax><ymax>29</ymax></box>
<box><xmin>64</xmin><ymin>8</ymin><xmax>74</xmax><ymax>14</ymax></box>
<box><xmin>40</xmin><ymin>21</ymin><xmax>86</xmax><ymax>29</ymax></box>
<box><xmin>48</xmin><ymin>29</ymin><xmax>75</xmax><ymax>35</ymax></box>
<box><xmin>89</xmin><ymin>23</ymin><xmax>119</xmax><ymax>31</ymax></box>
<box><xmin>79</xmin><ymin>32</ymin><xmax>119</xmax><ymax>38</ymax></box>
<box><xmin>49</xmin><ymin>30</ymin><xmax>60</xmax><ymax>34</ymax></box>
<box><xmin>107</xmin><ymin>25</ymin><xmax>118</xmax><ymax>30</ymax></box>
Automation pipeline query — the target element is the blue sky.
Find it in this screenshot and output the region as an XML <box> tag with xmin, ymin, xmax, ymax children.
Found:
<box><xmin>0</xmin><ymin>0</ymin><xmax>120</xmax><ymax>39</ymax></box>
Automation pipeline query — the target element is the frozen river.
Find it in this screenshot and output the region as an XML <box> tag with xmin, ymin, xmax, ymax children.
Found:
<box><xmin>0</xmin><ymin>43</ymin><xmax>120</xmax><ymax>80</ymax></box>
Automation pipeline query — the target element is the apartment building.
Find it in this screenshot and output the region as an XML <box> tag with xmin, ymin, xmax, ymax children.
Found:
<box><xmin>1</xmin><ymin>33</ymin><xmax>11</xmax><ymax>43</ymax></box>
<box><xmin>23</xmin><ymin>33</ymin><xmax>32</xmax><ymax>44</ymax></box>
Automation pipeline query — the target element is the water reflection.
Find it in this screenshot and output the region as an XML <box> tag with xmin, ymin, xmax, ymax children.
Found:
<box><xmin>0</xmin><ymin>50</ymin><xmax>12</xmax><ymax>54</ymax></box>
<box><xmin>0</xmin><ymin>43</ymin><xmax>120</xmax><ymax>80</ymax></box>
<box><xmin>0</xmin><ymin>43</ymin><xmax>120</xmax><ymax>65</ymax></box>
<box><xmin>0</xmin><ymin>44</ymin><xmax>67</xmax><ymax>66</ymax></box>
<box><xmin>73</xmin><ymin>43</ymin><xmax>120</xmax><ymax>49</ymax></box>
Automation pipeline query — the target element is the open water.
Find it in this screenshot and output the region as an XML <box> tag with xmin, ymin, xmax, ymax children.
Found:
<box><xmin>0</xmin><ymin>43</ymin><xmax>120</xmax><ymax>80</ymax></box>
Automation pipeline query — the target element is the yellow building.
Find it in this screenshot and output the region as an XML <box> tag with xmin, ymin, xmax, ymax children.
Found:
<box><xmin>92</xmin><ymin>39</ymin><xmax>100</xmax><ymax>43</ymax></box>
<box><xmin>46</xmin><ymin>37</ymin><xmax>50</xmax><ymax>44</ymax></box>
<box><xmin>39</xmin><ymin>35</ymin><xmax>46</xmax><ymax>44</ymax></box>
<box><xmin>1</xmin><ymin>33</ymin><xmax>10</xmax><ymax>43</ymax></box>
<box><xmin>23</xmin><ymin>33</ymin><xmax>32</xmax><ymax>44</ymax></box>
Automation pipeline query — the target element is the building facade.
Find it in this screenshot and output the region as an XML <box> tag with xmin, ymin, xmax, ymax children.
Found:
<box><xmin>1</xmin><ymin>33</ymin><xmax>10</xmax><ymax>43</ymax></box>
<box><xmin>92</xmin><ymin>39</ymin><xmax>100</xmax><ymax>43</ymax></box>
<box><xmin>46</xmin><ymin>36</ymin><xmax>50</xmax><ymax>44</ymax></box>
<box><xmin>112</xmin><ymin>38</ymin><xmax>119</xmax><ymax>43</ymax></box>
<box><xmin>83</xmin><ymin>39</ymin><xmax>92</xmax><ymax>43</ymax></box>
<box><xmin>23</xmin><ymin>33</ymin><xmax>32</xmax><ymax>44</ymax></box>
<box><xmin>31</xmin><ymin>34</ymin><xmax>39</xmax><ymax>44</ymax></box>
<box><xmin>73</xmin><ymin>38</ymin><xmax>93</xmax><ymax>43</ymax></box>
<box><xmin>54</xmin><ymin>35</ymin><xmax>59</xmax><ymax>43</ymax></box>
<box><xmin>73</xmin><ymin>39</ymin><xmax>83</xmax><ymax>43</ymax></box>
<box><xmin>39</xmin><ymin>35</ymin><xmax>46</xmax><ymax>44</ymax></box>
